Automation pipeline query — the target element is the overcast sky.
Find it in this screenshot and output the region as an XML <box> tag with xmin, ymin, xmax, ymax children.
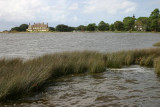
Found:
<box><xmin>0</xmin><ymin>0</ymin><xmax>160</xmax><ymax>31</ymax></box>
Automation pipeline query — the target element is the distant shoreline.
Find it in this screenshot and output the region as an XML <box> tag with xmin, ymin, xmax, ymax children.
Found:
<box><xmin>0</xmin><ymin>31</ymin><xmax>160</xmax><ymax>34</ymax></box>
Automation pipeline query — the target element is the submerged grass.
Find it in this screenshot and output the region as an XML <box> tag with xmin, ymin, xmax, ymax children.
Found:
<box><xmin>0</xmin><ymin>48</ymin><xmax>160</xmax><ymax>101</ymax></box>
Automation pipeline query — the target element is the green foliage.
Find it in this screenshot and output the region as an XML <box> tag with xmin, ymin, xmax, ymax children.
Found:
<box><xmin>76</xmin><ymin>25</ymin><xmax>87</xmax><ymax>31</ymax></box>
<box><xmin>56</xmin><ymin>24</ymin><xmax>75</xmax><ymax>32</ymax></box>
<box><xmin>56</xmin><ymin>24</ymin><xmax>68</xmax><ymax>32</ymax></box>
<box><xmin>114</xmin><ymin>21</ymin><xmax>124</xmax><ymax>31</ymax></box>
<box><xmin>151</xmin><ymin>19</ymin><xmax>159</xmax><ymax>32</ymax></box>
<box><xmin>98</xmin><ymin>21</ymin><xmax>109</xmax><ymax>31</ymax></box>
<box><xmin>19</xmin><ymin>24</ymin><xmax>28</xmax><ymax>32</ymax></box>
<box><xmin>135</xmin><ymin>17</ymin><xmax>151</xmax><ymax>31</ymax></box>
<box><xmin>123</xmin><ymin>17</ymin><xmax>135</xmax><ymax>31</ymax></box>
<box><xmin>110</xmin><ymin>24</ymin><xmax>115</xmax><ymax>31</ymax></box>
<box><xmin>11</xmin><ymin>27</ymin><xmax>21</xmax><ymax>32</ymax></box>
<box><xmin>10</xmin><ymin>24</ymin><xmax>28</xmax><ymax>32</ymax></box>
<box><xmin>49</xmin><ymin>27</ymin><xmax>55</xmax><ymax>31</ymax></box>
<box><xmin>150</xmin><ymin>8</ymin><xmax>160</xmax><ymax>20</ymax></box>
<box><xmin>149</xmin><ymin>8</ymin><xmax>160</xmax><ymax>32</ymax></box>
<box><xmin>68</xmin><ymin>27</ymin><xmax>75</xmax><ymax>32</ymax></box>
<box><xmin>87</xmin><ymin>23</ymin><xmax>97</xmax><ymax>31</ymax></box>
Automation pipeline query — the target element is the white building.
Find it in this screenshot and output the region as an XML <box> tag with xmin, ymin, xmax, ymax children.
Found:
<box><xmin>27</xmin><ymin>23</ymin><xmax>49</xmax><ymax>32</ymax></box>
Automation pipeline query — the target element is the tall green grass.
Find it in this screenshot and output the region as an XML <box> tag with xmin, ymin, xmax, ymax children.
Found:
<box><xmin>0</xmin><ymin>48</ymin><xmax>160</xmax><ymax>101</ymax></box>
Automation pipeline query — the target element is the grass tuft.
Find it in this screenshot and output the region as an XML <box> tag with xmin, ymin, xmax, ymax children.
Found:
<box><xmin>153</xmin><ymin>42</ymin><xmax>160</xmax><ymax>47</ymax></box>
<box><xmin>0</xmin><ymin>48</ymin><xmax>160</xmax><ymax>101</ymax></box>
<box><xmin>154</xmin><ymin>57</ymin><xmax>160</xmax><ymax>74</ymax></box>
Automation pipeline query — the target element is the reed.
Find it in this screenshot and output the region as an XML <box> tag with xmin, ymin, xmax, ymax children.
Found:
<box><xmin>154</xmin><ymin>57</ymin><xmax>160</xmax><ymax>74</ymax></box>
<box><xmin>153</xmin><ymin>42</ymin><xmax>160</xmax><ymax>47</ymax></box>
<box><xmin>0</xmin><ymin>48</ymin><xmax>160</xmax><ymax>101</ymax></box>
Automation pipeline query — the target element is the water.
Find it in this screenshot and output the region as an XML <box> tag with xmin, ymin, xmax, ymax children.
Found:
<box><xmin>1</xmin><ymin>66</ymin><xmax>160</xmax><ymax>107</ymax></box>
<box><xmin>0</xmin><ymin>32</ymin><xmax>160</xmax><ymax>59</ymax></box>
<box><xmin>0</xmin><ymin>33</ymin><xmax>160</xmax><ymax>106</ymax></box>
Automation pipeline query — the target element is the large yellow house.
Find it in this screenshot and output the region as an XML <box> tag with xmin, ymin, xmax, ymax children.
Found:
<box><xmin>27</xmin><ymin>23</ymin><xmax>49</xmax><ymax>32</ymax></box>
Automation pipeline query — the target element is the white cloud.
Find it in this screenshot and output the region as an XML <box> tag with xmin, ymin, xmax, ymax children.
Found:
<box><xmin>0</xmin><ymin>0</ymin><xmax>74</xmax><ymax>22</ymax></box>
<box><xmin>83</xmin><ymin>0</ymin><xmax>136</xmax><ymax>14</ymax></box>
<box><xmin>124</xmin><ymin>7</ymin><xmax>135</xmax><ymax>13</ymax></box>
<box><xmin>73</xmin><ymin>16</ymin><xmax>78</xmax><ymax>21</ymax></box>
<box><xmin>0</xmin><ymin>0</ymin><xmax>136</xmax><ymax>24</ymax></box>
<box><xmin>69</xmin><ymin>3</ymin><xmax>79</xmax><ymax>10</ymax></box>
<box><xmin>0</xmin><ymin>0</ymin><xmax>42</xmax><ymax>21</ymax></box>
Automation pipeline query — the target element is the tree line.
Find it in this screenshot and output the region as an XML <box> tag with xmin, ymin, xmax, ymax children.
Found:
<box><xmin>10</xmin><ymin>8</ymin><xmax>160</xmax><ymax>32</ymax></box>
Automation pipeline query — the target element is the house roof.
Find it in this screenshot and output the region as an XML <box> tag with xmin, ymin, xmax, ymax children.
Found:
<box><xmin>32</xmin><ymin>23</ymin><xmax>48</xmax><ymax>27</ymax></box>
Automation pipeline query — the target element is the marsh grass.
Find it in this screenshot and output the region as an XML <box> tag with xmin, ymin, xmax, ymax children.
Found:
<box><xmin>154</xmin><ymin>57</ymin><xmax>160</xmax><ymax>75</ymax></box>
<box><xmin>0</xmin><ymin>48</ymin><xmax>160</xmax><ymax>101</ymax></box>
<box><xmin>153</xmin><ymin>42</ymin><xmax>160</xmax><ymax>47</ymax></box>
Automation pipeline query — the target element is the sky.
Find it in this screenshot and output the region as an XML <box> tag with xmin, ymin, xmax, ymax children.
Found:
<box><xmin>0</xmin><ymin>0</ymin><xmax>160</xmax><ymax>31</ymax></box>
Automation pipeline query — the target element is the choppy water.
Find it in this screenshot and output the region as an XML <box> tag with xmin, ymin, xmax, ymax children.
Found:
<box><xmin>1</xmin><ymin>66</ymin><xmax>160</xmax><ymax>107</ymax></box>
<box><xmin>0</xmin><ymin>33</ymin><xmax>160</xmax><ymax>107</ymax></box>
<box><xmin>0</xmin><ymin>32</ymin><xmax>160</xmax><ymax>59</ymax></box>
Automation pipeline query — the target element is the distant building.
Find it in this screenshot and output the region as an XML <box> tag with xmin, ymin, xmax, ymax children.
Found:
<box><xmin>133</xmin><ymin>14</ymin><xmax>143</xmax><ymax>31</ymax></box>
<box><xmin>135</xmin><ymin>25</ymin><xmax>143</xmax><ymax>31</ymax></box>
<box><xmin>133</xmin><ymin>14</ymin><xmax>144</xmax><ymax>31</ymax></box>
<box><xmin>27</xmin><ymin>23</ymin><xmax>49</xmax><ymax>32</ymax></box>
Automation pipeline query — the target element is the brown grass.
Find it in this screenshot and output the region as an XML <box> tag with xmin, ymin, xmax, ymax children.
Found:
<box><xmin>0</xmin><ymin>48</ymin><xmax>160</xmax><ymax>101</ymax></box>
<box><xmin>154</xmin><ymin>57</ymin><xmax>160</xmax><ymax>75</ymax></box>
<box><xmin>153</xmin><ymin>42</ymin><xmax>160</xmax><ymax>47</ymax></box>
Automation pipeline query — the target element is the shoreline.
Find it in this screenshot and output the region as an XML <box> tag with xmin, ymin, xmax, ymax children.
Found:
<box><xmin>0</xmin><ymin>31</ymin><xmax>160</xmax><ymax>34</ymax></box>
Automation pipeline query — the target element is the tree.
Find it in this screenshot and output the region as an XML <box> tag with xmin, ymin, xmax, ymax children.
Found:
<box><xmin>11</xmin><ymin>27</ymin><xmax>21</xmax><ymax>32</ymax></box>
<box><xmin>123</xmin><ymin>17</ymin><xmax>135</xmax><ymax>31</ymax></box>
<box><xmin>98</xmin><ymin>21</ymin><xmax>109</xmax><ymax>31</ymax></box>
<box><xmin>150</xmin><ymin>8</ymin><xmax>160</xmax><ymax>20</ymax></box>
<box><xmin>158</xmin><ymin>18</ymin><xmax>160</xmax><ymax>31</ymax></box>
<box><xmin>149</xmin><ymin>8</ymin><xmax>160</xmax><ymax>31</ymax></box>
<box><xmin>135</xmin><ymin>17</ymin><xmax>151</xmax><ymax>31</ymax></box>
<box><xmin>10</xmin><ymin>24</ymin><xmax>28</xmax><ymax>32</ymax></box>
<box><xmin>56</xmin><ymin>24</ymin><xmax>75</xmax><ymax>32</ymax></box>
<box><xmin>114</xmin><ymin>21</ymin><xmax>124</xmax><ymax>31</ymax></box>
<box><xmin>87</xmin><ymin>23</ymin><xmax>96</xmax><ymax>31</ymax></box>
<box><xmin>49</xmin><ymin>27</ymin><xmax>55</xmax><ymax>31</ymax></box>
<box><xmin>151</xmin><ymin>19</ymin><xmax>159</xmax><ymax>32</ymax></box>
<box><xmin>76</xmin><ymin>25</ymin><xmax>87</xmax><ymax>31</ymax></box>
<box><xmin>110</xmin><ymin>24</ymin><xmax>115</xmax><ymax>31</ymax></box>
<box><xmin>19</xmin><ymin>24</ymin><xmax>28</xmax><ymax>31</ymax></box>
<box><xmin>68</xmin><ymin>27</ymin><xmax>75</xmax><ymax>32</ymax></box>
<box><xmin>56</xmin><ymin>24</ymin><xmax>69</xmax><ymax>32</ymax></box>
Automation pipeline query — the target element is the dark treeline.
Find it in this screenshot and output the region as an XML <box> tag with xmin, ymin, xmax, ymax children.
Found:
<box><xmin>10</xmin><ymin>24</ymin><xmax>28</xmax><ymax>32</ymax></box>
<box><xmin>10</xmin><ymin>8</ymin><xmax>160</xmax><ymax>32</ymax></box>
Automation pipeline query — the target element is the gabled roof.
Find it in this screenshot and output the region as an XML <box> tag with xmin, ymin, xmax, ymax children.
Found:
<box><xmin>32</xmin><ymin>23</ymin><xmax>48</xmax><ymax>27</ymax></box>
